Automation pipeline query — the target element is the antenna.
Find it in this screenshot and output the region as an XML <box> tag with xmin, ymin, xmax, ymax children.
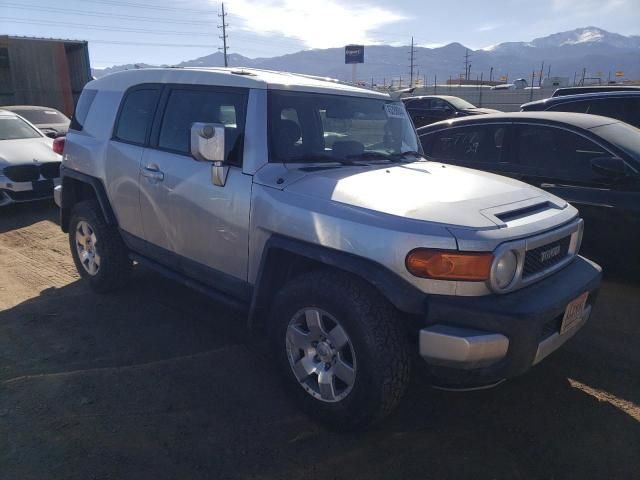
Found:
<box><xmin>218</xmin><ymin>2</ymin><xmax>229</xmax><ymax>67</ymax></box>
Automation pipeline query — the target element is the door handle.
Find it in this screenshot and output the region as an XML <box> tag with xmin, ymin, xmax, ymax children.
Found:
<box><xmin>540</xmin><ymin>183</ymin><xmax>556</xmax><ymax>188</ymax></box>
<box><xmin>141</xmin><ymin>165</ymin><xmax>164</xmax><ymax>182</ymax></box>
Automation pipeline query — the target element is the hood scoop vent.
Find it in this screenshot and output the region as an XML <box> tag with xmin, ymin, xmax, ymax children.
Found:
<box><xmin>481</xmin><ymin>196</ymin><xmax>566</xmax><ymax>228</ymax></box>
<box><xmin>495</xmin><ymin>202</ymin><xmax>553</xmax><ymax>223</ymax></box>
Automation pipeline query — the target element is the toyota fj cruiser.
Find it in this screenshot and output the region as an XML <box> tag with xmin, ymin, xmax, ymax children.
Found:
<box><xmin>55</xmin><ymin>68</ymin><xmax>601</xmax><ymax>429</ymax></box>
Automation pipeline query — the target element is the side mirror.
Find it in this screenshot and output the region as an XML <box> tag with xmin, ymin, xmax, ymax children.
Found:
<box><xmin>44</xmin><ymin>131</ymin><xmax>58</xmax><ymax>139</ymax></box>
<box><xmin>591</xmin><ymin>156</ymin><xmax>627</xmax><ymax>179</ymax></box>
<box><xmin>190</xmin><ymin>122</ymin><xmax>228</xmax><ymax>187</ymax></box>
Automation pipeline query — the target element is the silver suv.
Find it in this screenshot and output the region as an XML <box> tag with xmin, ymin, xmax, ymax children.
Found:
<box><xmin>55</xmin><ymin>68</ymin><xmax>602</xmax><ymax>430</ymax></box>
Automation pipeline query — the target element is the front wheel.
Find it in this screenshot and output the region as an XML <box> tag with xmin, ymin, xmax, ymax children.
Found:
<box><xmin>270</xmin><ymin>270</ymin><xmax>411</xmax><ymax>430</ymax></box>
<box><xmin>69</xmin><ymin>200</ymin><xmax>132</xmax><ymax>292</ymax></box>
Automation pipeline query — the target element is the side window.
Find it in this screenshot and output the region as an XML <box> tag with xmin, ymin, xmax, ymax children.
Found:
<box><xmin>157</xmin><ymin>88</ymin><xmax>247</xmax><ymax>165</ymax></box>
<box><xmin>586</xmin><ymin>98</ymin><xmax>639</xmax><ymax>127</ymax></box>
<box><xmin>70</xmin><ymin>89</ymin><xmax>98</xmax><ymax>131</ymax></box>
<box><xmin>430</xmin><ymin>99</ymin><xmax>449</xmax><ymax>111</ymax></box>
<box><xmin>548</xmin><ymin>100</ymin><xmax>589</xmax><ymax>114</ymax></box>
<box><xmin>414</xmin><ymin>99</ymin><xmax>432</xmax><ymax>110</ymax></box>
<box><xmin>515</xmin><ymin>125</ymin><xmax>609</xmax><ymax>183</ymax></box>
<box><xmin>425</xmin><ymin>125</ymin><xmax>507</xmax><ymax>164</ymax></box>
<box><xmin>114</xmin><ymin>88</ymin><xmax>159</xmax><ymax>145</ymax></box>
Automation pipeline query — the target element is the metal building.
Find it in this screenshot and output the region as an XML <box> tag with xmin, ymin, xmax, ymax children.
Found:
<box><xmin>0</xmin><ymin>36</ymin><xmax>92</xmax><ymax>117</ymax></box>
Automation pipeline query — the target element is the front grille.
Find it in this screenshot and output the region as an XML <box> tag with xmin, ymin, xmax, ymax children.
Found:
<box><xmin>2</xmin><ymin>162</ymin><xmax>61</xmax><ymax>182</ymax></box>
<box><xmin>523</xmin><ymin>235</ymin><xmax>571</xmax><ymax>278</ymax></box>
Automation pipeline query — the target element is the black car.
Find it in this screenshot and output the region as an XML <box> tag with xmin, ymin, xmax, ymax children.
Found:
<box><xmin>417</xmin><ymin>112</ymin><xmax>640</xmax><ymax>273</ymax></box>
<box><xmin>551</xmin><ymin>85</ymin><xmax>640</xmax><ymax>97</ymax></box>
<box><xmin>521</xmin><ymin>91</ymin><xmax>640</xmax><ymax>128</ymax></box>
<box><xmin>402</xmin><ymin>95</ymin><xmax>499</xmax><ymax>128</ymax></box>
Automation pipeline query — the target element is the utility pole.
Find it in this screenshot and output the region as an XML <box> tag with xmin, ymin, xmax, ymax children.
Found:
<box><xmin>539</xmin><ymin>61</ymin><xmax>544</xmax><ymax>87</ymax></box>
<box><xmin>547</xmin><ymin>64</ymin><xmax>551</xmax><ymax>80</ymax></box>
<box><xmin>530</xmin><ymin>70</ymin><xmax>535</xmax><ymax>101</ymax></box>
<box><xmin>489</xmin><ymin>66</ymin><xmax>493</xmax><ymax>83</ymax></box>
<box><xmin>581</xmin><ymin>67</ymin><xmax>587</xmax><ymax>86</ymax></box>
<box><xmin>409</xmin><ymin>36</ymin><xmax>417</xmax><ymax>86</ymax></box>
<box><xmin>463</xmin><ymin>49</ymin><xmax>470</xmax><ymax>80</ymax></box>
<box><xmin>218</xmin><ymin>2</ymin><xmax>229</xmax><ymax>67</ymax></box>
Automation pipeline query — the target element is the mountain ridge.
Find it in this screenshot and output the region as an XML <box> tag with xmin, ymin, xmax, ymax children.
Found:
<box><xmin>93</xmin><ymin>27</ymin><xmax>640</xmax><ymax>82</ymax></box>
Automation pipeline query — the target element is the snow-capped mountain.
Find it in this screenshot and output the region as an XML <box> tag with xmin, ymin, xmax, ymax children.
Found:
<box><xmin>93</xmin><ymin>27</ymin><xmax>640</xmax><ymax>82</ymax></box>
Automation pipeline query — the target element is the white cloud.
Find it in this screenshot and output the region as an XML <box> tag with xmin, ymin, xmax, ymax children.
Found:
<box><xmin>476</xmin><ymin>24</ymin><xmax>500</xmax><ymax>32</ymax></box>
<box><xmin>551</xmin><ymin>0</ymin><xmax>628</xmax><ymax>14</ymax></box>
<box><xmin>219</xmin><ymin>0</ymin><xmax>405</xmax><ymax>49</ymax></box>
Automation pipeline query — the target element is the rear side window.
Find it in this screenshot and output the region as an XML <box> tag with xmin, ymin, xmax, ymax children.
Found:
<box><xmin>70</xmin><ymin>89</ymin><xmax>98</xmax><ymax>131</ymax></box>
<box><xmin>586</xmin><ymin>98</ymin><xmax>640</xmax><ymax>128</ymax></box>
<box><xmin>157</xmin><ymin>88</ymin><xmax>247</xmax><ymax>164</ymax></box>
<box><xmin>515</xmin><ymin>125</ymin><xmax>610</xmax><ymax>183</ymax></box>
<box><xmin>423</xmin><ymin>125</ymin><xmax>507</xmax><ymax>164</ymax></box>
<box><xmin>548</xmin><ymin>100</ymin><xmax>589</xmax><ymax>114</ymax></box>
<box><xmin>114</xmin><ymin>88</ymin><xmax>159</xmax><ymax>145</ymax></box>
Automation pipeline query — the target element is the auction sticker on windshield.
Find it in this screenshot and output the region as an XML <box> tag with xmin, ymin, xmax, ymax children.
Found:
<box><xmin>384</xmin><ymin>103</ymin><xmax>405</xmax><ymax>118</ymax></box>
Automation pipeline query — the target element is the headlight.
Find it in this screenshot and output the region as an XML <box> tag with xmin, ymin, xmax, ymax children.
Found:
<box><xmin>493</xmin><ymin>250</ymin><xmax>518</xmax><ymax>289</ymax></box>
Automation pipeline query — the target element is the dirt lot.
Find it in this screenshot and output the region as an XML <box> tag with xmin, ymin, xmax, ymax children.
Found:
<box><xmin>0</xmin><ymin>201</ymin><xmax>638</xmax><ymax>480</ymax></box>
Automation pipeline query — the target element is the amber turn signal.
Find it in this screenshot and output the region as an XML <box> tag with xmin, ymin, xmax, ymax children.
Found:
<box><xmin>405</xmin><ymin>249</ymin><xmax>493</xmax><ymax>281</ymax></box>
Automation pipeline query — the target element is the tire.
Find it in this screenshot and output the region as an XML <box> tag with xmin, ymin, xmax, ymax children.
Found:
<box><xmin>68</xmin><ymin>200</ymin><xmax>132</xmax><ymax>292</ymax></box>
<box><xmin>270</xmin><ymin>269</ymin><xmax>411</xmax><ymax>430</ymax></box>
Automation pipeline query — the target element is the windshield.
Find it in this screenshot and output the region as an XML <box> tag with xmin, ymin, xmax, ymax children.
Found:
<box><xmin>9</xmin><ymin>108</ymin><xmax>69</xmax><ymax>125</ymax></box>
<box><xmin>446</xmin><ymin>97</ymin><xmax>477</xmax><ymax>110</ymax></box>
<box><xmin>0</xmin><ymin>116</ymin><xmax>42</xmax><ymax>140</ymax></box>
<box><xmin>268</xmin><ymin>90</ymin><xmax>421</xmax><ymax>163</ymax></box>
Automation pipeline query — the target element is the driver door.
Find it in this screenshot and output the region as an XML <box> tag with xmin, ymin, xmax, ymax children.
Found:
<box><xmin>138</xmin><ymin>85</ymin><xmax>252</xmax><ymax>292</ymax></box>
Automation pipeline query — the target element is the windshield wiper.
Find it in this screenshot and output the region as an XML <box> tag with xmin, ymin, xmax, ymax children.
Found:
<box><xmin>389</xmin><ymin>151</ymin><xmax>426</xmax><ymax>161</ymax></box>
<box><xmin>347</xmin><ymin>151</ymin><xmax>395</xmax><ymax>162</ymax></box>
<box><xmin>286</xmin><ymin>153</ymin><xmax>366</xmax><ymax>166</ymax></box>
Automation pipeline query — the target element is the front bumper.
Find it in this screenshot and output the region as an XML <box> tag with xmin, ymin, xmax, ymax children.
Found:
<box><xmin>419</xmin><ymin>255</ymin><xmax>601</xmax><ymax>388</ymax></box>
<box><xmin>0</xmin><ymin>177</ymin><xmax>59</xmax><ymax>206</ymax></box>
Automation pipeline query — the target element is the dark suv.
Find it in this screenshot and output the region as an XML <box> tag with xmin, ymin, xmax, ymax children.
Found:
<box><xmin>418</xmin><ymin>112</ymin><xmax>640</xmax><ymax>274</ymax></box>
<box><xmin>402</xmin><ymin>95</ymin><xmax>499</xmax><ymax>128</ymax></box>
<box><xmin>521</xmin><ymin>91</ymin><xmax>640</xmax><ymax>128</ymax></box>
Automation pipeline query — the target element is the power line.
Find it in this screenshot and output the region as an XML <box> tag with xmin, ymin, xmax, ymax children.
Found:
<box><xmin>68</xmin><ymin>0</ymin><xmax>219</xmax><ymax>14</ymax></box>
<box><xmin>4</xmin><ymin>17</ymin><xmax>215</xmax><ymax>37</ymax></box>
<box><xmin>218</xmin><ymin>2</ymin><xmax>229</xmax><ymax>67</ymax></box>
<box><xmin>1</xmin><ymin>2</ymin><xmax>216</xmax><ymax>25</ymax></box>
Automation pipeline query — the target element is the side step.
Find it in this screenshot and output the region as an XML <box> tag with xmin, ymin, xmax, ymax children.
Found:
<box><xmin>129</xmin><ymin>253</ymin><xmax>249</xmax><ymax>313</ymax></box>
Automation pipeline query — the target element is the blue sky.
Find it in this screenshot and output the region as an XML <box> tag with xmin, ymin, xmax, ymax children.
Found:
<box><xmin>1</xmin><ymin>0</ymin><xmax>638</xmax><ymax>67</ymax></box>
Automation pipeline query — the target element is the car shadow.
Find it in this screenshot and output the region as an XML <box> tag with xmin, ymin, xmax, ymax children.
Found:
<box><xmin>1</xmin><ymin>268</ymin><xmax>638</xmax><ymax>480</ymax></box>
<box><xmin>0</xmin><ymin>199</ymin><xmax>58</xmax><ymax>234</ymax></box>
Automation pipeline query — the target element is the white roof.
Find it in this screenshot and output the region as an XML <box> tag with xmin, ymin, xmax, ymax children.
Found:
<box><xmin>89</xmin><ymin>67</ymin><xmax>390</xmax><ymax>99</ymax></box>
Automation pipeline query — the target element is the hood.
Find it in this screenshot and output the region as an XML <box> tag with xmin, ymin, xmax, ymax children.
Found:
<box><xmin>463</xmin><ymin>107</ymin><xmax>501</xmax><ymax>115</ymax></box>
<box><xmin>281</xmin><ymin>161</ymin><xmax>566</xmax><ymax>230</ymax></box>
<box><xmin>0</xmin><ymin>137</ymin><xmax>60</xmax><ymax>167</ymax></box>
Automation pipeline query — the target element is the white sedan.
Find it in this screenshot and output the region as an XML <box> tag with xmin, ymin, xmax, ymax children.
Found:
<box><xmin>0</xmin><ymin>109</ymin><xmax>62</xmax><ymax>207</ymax></box>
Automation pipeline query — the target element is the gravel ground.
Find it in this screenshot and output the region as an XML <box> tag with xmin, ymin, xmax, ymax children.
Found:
<box><xmin>1</xmin><ymin>201</ymin><xmax>638</xmax><ymax>480</ymax></box>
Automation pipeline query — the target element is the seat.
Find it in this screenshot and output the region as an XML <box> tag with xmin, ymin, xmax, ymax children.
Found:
<box><xmin>272</xmin><ymin>119</ymin><xmax>302</xmax><ymax>160</ymax></box>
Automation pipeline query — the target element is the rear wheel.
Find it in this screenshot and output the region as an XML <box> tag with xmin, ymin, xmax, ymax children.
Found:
<box><xmin>69</xmin><ymin>200</ymin><xmax>132</xmax><ymax>292</ymax></box>
<box><xmin>270</xmin><ymin>269</ymin><xmax>411</xmax><ymax>430</ymax></box>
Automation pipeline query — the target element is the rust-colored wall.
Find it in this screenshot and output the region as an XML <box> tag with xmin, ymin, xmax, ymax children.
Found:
<box><xmin>0</xmin><ymin>36</ymin><xmax>90</xmax><ymax>117</ymax></box>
